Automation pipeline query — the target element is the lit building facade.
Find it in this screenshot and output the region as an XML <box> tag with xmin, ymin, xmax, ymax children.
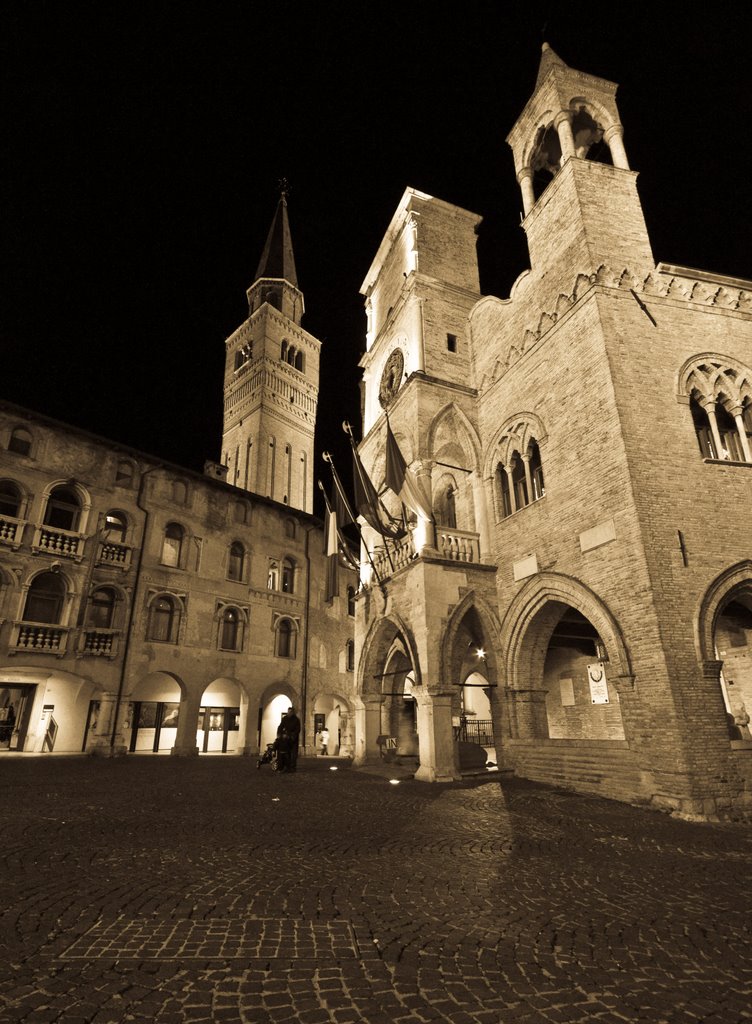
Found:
<box><xmin>352</xmin><ymin>46</ymin><xmax>752</xmax><ymax>819</ymax></box>
<box><xmin>0</xmin><ymin>202</ymin><xmax>356</xmax><ymax>758</ymax></box>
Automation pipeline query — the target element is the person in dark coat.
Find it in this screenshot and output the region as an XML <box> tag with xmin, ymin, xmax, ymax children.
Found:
<box><xmin>281</xmin><ymin>706</ymin><xmax>301</xmax><ymax>771</ymax></box>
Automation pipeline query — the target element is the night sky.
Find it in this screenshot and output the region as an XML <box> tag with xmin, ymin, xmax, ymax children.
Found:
<box><xmin>3</xmin><ymin>2</ymin><xmax>751</xmax><ymax>513</ymax></box>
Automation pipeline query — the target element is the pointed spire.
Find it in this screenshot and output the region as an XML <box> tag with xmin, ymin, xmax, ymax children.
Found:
<box><xmin>253</xmin><ymin>188</ymin><xmax>298</xmax><ymax>287</ymax></box>
<box><xmin>534</xmin><ymin>42</ymin><xmax>569</xmax><ymax>90</ymax></box>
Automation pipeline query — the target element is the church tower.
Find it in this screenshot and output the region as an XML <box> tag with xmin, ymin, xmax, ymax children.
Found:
<box><xmin>221</xmin><ymin>194</ymin><xmax>320</xmax><ymax>512</ymax></box>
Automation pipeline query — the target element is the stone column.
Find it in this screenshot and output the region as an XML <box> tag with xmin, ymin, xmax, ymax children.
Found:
<box><xmin>517</xmin><ymin>168</ymin><xmax>535</xmax><ymax>216</ymax></box>
<box><xmin>554</xmin><ymin>111</ymin><xmax>576</xmax><ymax>162</ymax></box>
<box><xmin>730</xmin><ymin>405</ymin><xmax>752</xmax><ymax>462</ymax></box>
<box><xmin>604</xmin><ymin>123</ymin><xmax>630</xmax><ymax>170</ymax></box>
<box><xmin>505</xmin><ymin>466</ymin><xmax>517</xmax><ymax>515</ymax></box>
<box><xmin>352</xmin><ymin>695</ymin><xmax>383</xmax><ymax>766</ymax></box>
<box><xmin>521</xmin><ymin>454</ymin><xmax>533</xmax><ymax>506</ymax></box>
<box><xmin>470</xmin><ymin>472</ymin><xmax>492</xmax><ymax>562</ymax></box>
<box><xmin>414</xmin><ymin>692</ymin><xmax>461</xmax><ymax>783</ymax></box>
<box><xmin>171</xmin><ymin>690</ymin><xmax>201</xmax><ymax>757</ymax></box>
<box><xmin>236</xmin><ymin>692</ymin><xmax>257</xmax><ymax>756</ymax></box>
<box><xmin>89</xmin><ymin>692</ymin><xmax>129</xmax><ymax>757</ymax></box>
<box><xmin>702</xmin><ymin>400</ymin><xmax>725</xmax><ymax>459</ymax></box>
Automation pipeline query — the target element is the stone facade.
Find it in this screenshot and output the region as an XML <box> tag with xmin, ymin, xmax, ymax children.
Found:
<box><xmin>353</xmin><ymin>46</ymin><xmax>752</xmax><ymax>819</ymax></box>
<box><xmin>0</xmin><ymin>200</ymin><xmax>356</xmax><ymax>760</ymax></box>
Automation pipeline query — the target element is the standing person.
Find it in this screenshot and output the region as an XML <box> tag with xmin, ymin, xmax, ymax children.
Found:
<box><xmin>282</xmin><ymin>706</ymin><xmax>301</xmax><ymax>771</ymax></box>
<box><xmin>320</xmin><ymin>726</ymin><xmax>330</xmax><ymax>756</ymax></box>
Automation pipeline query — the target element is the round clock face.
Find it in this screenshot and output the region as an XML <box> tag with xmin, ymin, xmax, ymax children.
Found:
<box><xmin>378</xmin><ymin>348</ymin><xmax>405</xmax><ymax>408</ymax></box>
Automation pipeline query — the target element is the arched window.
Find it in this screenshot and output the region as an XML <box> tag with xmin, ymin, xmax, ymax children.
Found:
<box><xmin>281</xmin><ymin>340</ymin><xmax>288</xmax><ymax>361</ymax></box>
<box><xmin>86</xmin><ymin>587</ymin><xmax>116</xmax><ymax>629</ymax></box>
<box><xmin>284</xmin><ymin>518</ymin><xmax>296</xmax><ymax>539</ymax></box>
<box><xmin>44</xmin><ymin>486</ymin><xmax>81</xmax><ymax>532</ymax></box>
<box><xmin>161</xmin><ymin>523</ymin><xmax>184</xmax><ymax>567</ymax></box>
<box><xmin>104</xmin><ymin>510</ymin><xmax>127</xmax><ymax>544</ymax></box>
<box><xmin>281</xmin><ymin>558</ymin><xmax>295</xmax><ymax>593</ymax></box>
<box><xmin>498</xmin><ymin>464</ymin><xmax>513</xmax><ymax>519</ymax></box>
<box><xmin>346</xmin><ymin>639</ymin><xmax>355</xmax><ymax>672</ymax></box>
<box><xmin>147</xmin><ymin>595</ymin><xmax>180</xmax><ymax>643</ymax></box>
<box><xmin>8</xmin><ymin>427</ymin><xmax>32</xmax><ymax>456</ymax></box>
<box><xmin>228</xmin><ymin>542</ymin><xmax>245</xmax><ymax>582</ymax></box>
<box><xmin>233</xmin><ymin>501</ymin><xmax>249</xmax><ymax>525</ymax></box>
<box><xmin>294</xmin><ymin>350</ymin><xmax>304</xmax><ymax>372</ymax></box>
<box><xmin>682</xmin><ymin>357</ymin><xmax>752</xmax><ymax>464</ymax></box>
<box><xmin>717</xmin><ymin>400</ymin><xmax>745</xmax><ymax>461</ymax></box>
<box><xmin>267</xmin><ymin>559</ymin><xmax>279</xmax><ymax>591</ymax></box>
<box><xmin>529</xmin><ymin>440</ymin><xmax>545</xmax><ymax>500</ymax></box>
<box><xmin>23</xmin><ymin>572</ymin><xmax>66</xmax><ymax>624</ymax></box>
<box><xmin>276</xmin><ymin>618</ymin><xmax>296</xmax><ymax>658</ymax></box>
<box><xmin>220</xmin><ymin>607</ymin><xmax>241</xmax><ymax>651</ymax></box>
<box><xmin>511</xmin><ymin>453</ymin><xmax>528</xmax><ymax>510</ymax></box>
<box><xmin>347</xmin><ymin>585</ymin><xmax>356</xmax><ymax>617</ymax></box>
<box><xmin>0</xmin><ymin>481</ymin><xmax>22</xmax><ymax>519</ymax></box>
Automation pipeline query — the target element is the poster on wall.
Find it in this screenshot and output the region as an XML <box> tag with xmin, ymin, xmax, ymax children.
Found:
<box><xmin>587</xmin><ymin>663</ymin><xmax>609</xmax><ymax>704</ymax></box>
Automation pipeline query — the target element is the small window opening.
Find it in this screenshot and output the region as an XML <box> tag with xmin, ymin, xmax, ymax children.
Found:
<box><xmin>447</xmin><ymin>333</ymin><xmax>458</xmax><ymax>353</ymax></box>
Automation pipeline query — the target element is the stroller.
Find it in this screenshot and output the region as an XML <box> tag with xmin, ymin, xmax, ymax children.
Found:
<box><xmin>256</xmin><ymin>732</ymin><xmax>291</xmax><ymax>772</ymax></box>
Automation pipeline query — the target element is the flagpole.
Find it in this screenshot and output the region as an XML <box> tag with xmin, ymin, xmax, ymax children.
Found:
<box><xmin>320</xmin><ymin>459</ymin><xmax>385</xmax><ymax>585</ymax></box>
<box><xmin>342</xmin><ymin>423</ymin><xmax>396</xmax><ymax>573</ymax></box>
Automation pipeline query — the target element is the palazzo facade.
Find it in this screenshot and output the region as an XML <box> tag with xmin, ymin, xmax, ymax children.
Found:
<box><xmin>352</xmin><ymin>46</ymin><xmax>752</xmax><ymax>819</ymax></box>
<box><xmin>0</xmin><ymin>200</ymin><xmax>357</xmax><ymax>758</ymax></box>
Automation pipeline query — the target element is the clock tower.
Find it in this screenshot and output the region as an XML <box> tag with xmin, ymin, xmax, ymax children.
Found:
<box><xmin>220</xmin><ymin>195</ymin><xmax>320</xmax><ymax>513</ymax></box>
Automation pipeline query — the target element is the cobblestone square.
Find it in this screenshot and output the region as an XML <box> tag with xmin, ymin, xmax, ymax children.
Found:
<box><xmin>1</xmin><ymin>757</ymin><xmax>750</xmax><ymax>1023</ymax></box>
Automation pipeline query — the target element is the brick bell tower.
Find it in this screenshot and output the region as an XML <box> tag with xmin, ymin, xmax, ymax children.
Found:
<box><xmin>506</xmin><ymin>43</ymin><xmax>654</xmax><ymax>306</ymax></box>
<box><xmin>220</xmin><ymin>192</ymin><xmax>320</xmax><ymax>512</ymax></box>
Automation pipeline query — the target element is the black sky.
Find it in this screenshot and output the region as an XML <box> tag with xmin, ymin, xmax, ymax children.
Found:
<box><xmin>2</xmin><ymin>2</ymin><xmax>751</xmax><ymax>513</ymax></box>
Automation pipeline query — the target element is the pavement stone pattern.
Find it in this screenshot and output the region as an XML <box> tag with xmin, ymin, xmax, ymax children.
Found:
<box><xmin>1</xmin><ymin>757</ymin><xmax>751</xmax><ymax>1024</ymax></box>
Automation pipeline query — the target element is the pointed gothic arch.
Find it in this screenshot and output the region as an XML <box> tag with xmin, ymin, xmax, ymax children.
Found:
<box><xmin>357</xmin><ymin>612</ymin><xmax>422</xmax><ymax>698</ymax></box>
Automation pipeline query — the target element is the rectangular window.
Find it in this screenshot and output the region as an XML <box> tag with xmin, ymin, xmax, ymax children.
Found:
<box><xmin>447</xmin><ymin>333</ymin><xmax>458</xmax><ymax>353</ymax></box>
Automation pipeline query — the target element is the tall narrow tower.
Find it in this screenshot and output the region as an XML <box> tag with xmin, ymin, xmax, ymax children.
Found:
<box><xmin>221</xmin><ymin>194</ymin><xmax>320</xmax><ymax>512</ymax></box>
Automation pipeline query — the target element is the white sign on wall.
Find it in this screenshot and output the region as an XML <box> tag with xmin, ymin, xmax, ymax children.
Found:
<box><xmin>559</xmin><ymin>678</ymin><xmax>575</xmax><ymax>707</ymax></box>
<box><xmin>587</xmin><ymin>663</ymin><xmax>609</xmax><ymax>704</ymax></box>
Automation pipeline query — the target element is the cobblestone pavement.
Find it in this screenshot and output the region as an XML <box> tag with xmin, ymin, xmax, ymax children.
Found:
<box><xmin>1</xmin><ymin>757</ymin><xmax>751</xmax><ymax>1024</ymax></box>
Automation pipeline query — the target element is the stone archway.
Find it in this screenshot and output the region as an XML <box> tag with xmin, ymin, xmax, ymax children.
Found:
<box><xmin>501</xmin><ymin>573</ymin><xmax>632</xmax><ymax>742</ymax></box>
<box><xmin>697</xmin><ymin>562</ymin><xmax>752</xmax><ymax>740</ymax></box>
<box><xmin>127</xmin><ymin>671</ymin><xmax>187</xmax><ymax>754</ymax></box>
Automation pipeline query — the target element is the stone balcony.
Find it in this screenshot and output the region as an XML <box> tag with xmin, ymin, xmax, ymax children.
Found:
<box><xmin>32</xmin><ymin>524</ymin><xmax>85</xmax><ymax>560</ymax></box>
<box><xmin>96</xmin><ymin>540</ymin><xmax>132</xmax><ymax>571</ymax></box>
<box><xmin>0</xmin><ymin>514</ymin><xmax>26</xmax><ymax>549</ymax></box>
<box><xmin>79</xmin><ymin>628</ymin><xmax>120</xmax><ymax>657</ymax></box>
<box><xmin>371</xmin><ymin>526</ymin><xmax>485</xmax><ymax>583</ymax></box>
<box><xmin>10</xmin><ymin>621</ymin><xmax>70</xmax><ymax>655</ymax></box>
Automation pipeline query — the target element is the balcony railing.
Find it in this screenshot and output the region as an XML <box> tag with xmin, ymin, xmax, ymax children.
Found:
<box><xmin>32</xmin><ymin>525</ymin><xmax>85</xmax><ymax>559</ymax></box>
<box><xmin>80</xmin><ymin>628</ymin><xmax>119</xmax><ymax>657</ymax></box>
<box><xmin>11</xmin><ymin>621</ymin><xmax>69</xmax><ymax>654</ymax></box>
<box><xmin>373</xmin><ymin>533</ymin><xmax>416</xmax><ymax>579</ymax></box>
<box><xmin>0</xmin><ymin>515</ymin><xmax>26</xmax><ymax>548</ymax></box>
<box><xmin>436</xmin><ymin>527</ymin><xmax>481</xmax><ymax>563</ymax></box>
<box><xmin>96</xmin><ymin>540</ymin><xmax>132</xmax><ymax>570</ymax></box>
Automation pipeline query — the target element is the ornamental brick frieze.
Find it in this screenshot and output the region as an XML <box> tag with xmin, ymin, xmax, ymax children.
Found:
<box><xmin>478</xmin><ymin>265</ymin><xmax>752</xmax><ymax>393</ymax></box>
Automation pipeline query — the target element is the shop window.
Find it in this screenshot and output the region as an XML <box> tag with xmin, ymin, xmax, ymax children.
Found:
<box><xmin>276</xmin><ymin>618</ymin><xmax>296</xmax><ymax>658</ymax></box>
<box><xmin>8</xmin><ymin>427</ymin><xmax>32</xmax><ymax>456</ymax></box>
<box><xmin>104</xmin><ymin>510</ymin><xmax>127</xmax><ymax>544</ymax></box>
<box><xmin>86</xmin><ymin>587</ymin><xmax>116</xmax><ymax>629</ymax></box>
<box><xmin>0</xmin><ymin>480</ymin><xmax>22</xmax><ymax>519</ymax></box>
<box><xmin>43</xmin><ymin>486</ymin><xmax>81</xmax><ymax>532</ymax></box>
<box><xmin>346</xmin><ymin>639</ymin><xmax>355</xmax><ymax>672</ymax></box>
<box><xmin>347</xmin><ymin>586</ymin><xmax>356</xmax><ymax>617</ymax></box>
<box><xmin>161</xmin><ymin>522</ymin><xmax>184</xmax><ymax>567</ymax></box>
<box><xmin>227</xmin><ymin>542</ymin><xmax>245</xmax><ymax>582</ymax></box>
<box><xmin>23</xmin><ymin>572</ymin><xmax>65</xmax><ymax>624</ymax></box>
<box><xmin>219</xmin><ymin>607</ymin><xmax>242</xmax><ymax>651</ymax></box>
<box><xmin>147</xmin><ymin>595</ymin><xmax>181</xmax><ymax>643</ymax></box>
<box><xmin>281</xmin><ymin>558</ymin><xmax>295</xmax><ymax>593</ymax></box>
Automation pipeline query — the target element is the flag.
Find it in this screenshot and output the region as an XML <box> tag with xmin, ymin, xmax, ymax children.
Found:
<box><xmin>352</xmin><ymin>446</ymin><xmax>385</xmax><ymax>535</ymax></box>
<box><xmin>322</xmin><ymin>486</ymin><xmax>340</xmax><ymax>600</ymax></box>
<box><xmin>385</xmin><ymin>421</ymin><xmax>433</xmax><ymax>520</ymax></box>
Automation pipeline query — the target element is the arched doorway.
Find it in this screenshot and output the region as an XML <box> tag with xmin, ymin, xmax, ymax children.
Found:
<box><xmin>380</xmin><ymin>645</ymin><xmax>418</xmax><ymax>757</ymax></box>
<box><xmin>197</xmin><ymin>678</ymin><xmax>242</xmax><ymax>754</ymax></box>
<box><xmin>128</xmin><ymin>672</ymin><xmax>184</xmax><ymax>753</ymax></box>
<box><xmin>259</xmin><ymin>692</ymin><xmax>292</xmax><ymax>752</ymax></box>
<box><xmin>312</xmin><ymin>694</ymin><xmax>352</xmax><ymax>756</ymax></box>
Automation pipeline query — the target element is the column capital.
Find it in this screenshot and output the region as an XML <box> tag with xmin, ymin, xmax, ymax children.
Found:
<box><xmin>552</xmin><ymin>109</ymin><xmax>572</xmax><ymax>129</ymax></box>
